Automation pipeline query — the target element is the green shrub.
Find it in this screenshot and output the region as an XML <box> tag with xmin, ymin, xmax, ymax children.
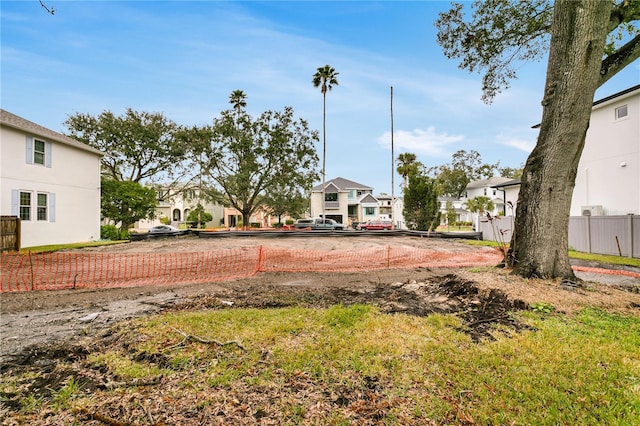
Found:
<box><xmin>100</xmin><ymin>225</ymin><xmax>121</xmax><ymax>241</ymax></box>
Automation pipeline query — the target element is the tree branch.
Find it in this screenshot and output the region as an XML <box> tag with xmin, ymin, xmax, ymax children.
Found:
<box><xmin>599</xmin><ymin>34</ymin><xmax>640</xmax><ymax>87</ymax></box>
<box><xmin>39</xmin><ymin>0</ymin><xmax>55</xmax><ymax>15</ymax></box>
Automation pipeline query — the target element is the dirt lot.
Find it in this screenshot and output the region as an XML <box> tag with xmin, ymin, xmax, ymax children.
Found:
<box><xmin>2</xmin><ymin>234</ymin><xmax>639</xmax><ymax>366</ymax></box>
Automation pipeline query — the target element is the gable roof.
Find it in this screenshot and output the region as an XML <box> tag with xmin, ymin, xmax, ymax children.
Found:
<box><xmin>0</xmin><ymin>109</ymin><xmax>104</xmax><ymax>156</ymax></box>
<box><xmin>359</xmin><ymin>194</ymin><xmax>378</xmax><ymax>204</ymax></box>
<box><xmin>312</xmin><ymin>177</ymin><xmax>373</xmax><ymax>192</ymax></box>
<box><xmin>465</xmin><ymin>177</ymin><xmax>512</xmax><ymax>190</ymax></box>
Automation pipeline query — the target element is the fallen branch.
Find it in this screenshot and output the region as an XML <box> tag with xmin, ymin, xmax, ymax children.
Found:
<box><xmin>168</xmin><ymin>327</ymin><xmax>247</xmax><ymax>351</ymax></box>
<box><xmin>73</xmin><ymin>407</ymin><xmax>130</xmax><ymax>426</ymax></box>
<box><xmin>466</xmin><ymin>315</ymin><xmax>509</xmax><ymax>328</ymax></box>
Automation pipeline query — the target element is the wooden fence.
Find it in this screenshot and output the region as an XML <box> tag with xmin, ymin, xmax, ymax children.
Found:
<box><xmin>1</xmin><ymin>216</ymin><xmax>20</xmax><ymax>253</ymax></box>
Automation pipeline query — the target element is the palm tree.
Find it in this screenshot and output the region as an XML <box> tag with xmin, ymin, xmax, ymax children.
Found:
<box><xmin>229</xmin><ymin>90</ymin><xmax>247</xmax><ymax>119</ymax></box>
<box><xmin>464</xmin><ymin>196</ymin><xmax>495</xmax><ymax>231</ymax></box>
<box><xmin>396</xmin><ymin>153</ymin><xmax>421</xmax><ymax>191</ymax></box>
<box><xmin>312</xmin><ymin>65</ymin><xmax>339</xmax><ymax>220</ymax></box>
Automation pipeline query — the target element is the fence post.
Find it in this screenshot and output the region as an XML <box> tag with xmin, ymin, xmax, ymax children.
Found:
<box><xmin>586</xmin><ymin>215</ymin><xmax>592</xmax><ymax>254</ymax></box>
<box><xmin>628</xmin><ymin>214</ymin><xmax>634</xmax><ymax>259</ymax></box>
<box><xmin>256</xmin><ymin>245</ymin><xmax>264</xmax><ymax>274</ymax></box>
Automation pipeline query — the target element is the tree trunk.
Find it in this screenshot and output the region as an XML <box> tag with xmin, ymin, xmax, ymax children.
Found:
<box><xmin>509</xmin><ymin>0</ymin><xmax>612</xmax><ymax>280</ymax></box>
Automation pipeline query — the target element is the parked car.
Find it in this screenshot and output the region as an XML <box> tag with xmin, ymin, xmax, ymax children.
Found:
<box><xmin>294</xmin><ymin>218</ymin><xmax>346</xmax><ymax>231</ymax></box>
<box><xmin>357</xmin><ymin>220</ymin><xmax>393</xmax><ymax>230</ymax></box>
<box><xmin>293</xmin><ymin>219</ymin><xmax>316</xmax><ymax>229</ymax></box>
<box><xmin>149</xmin><ymin>225</ymin><xmax>181</xmax><ymax>233</ymax></box>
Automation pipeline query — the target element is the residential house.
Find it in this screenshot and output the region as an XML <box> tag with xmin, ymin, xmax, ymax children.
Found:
<box><xmin>491</xmin><ymin>179</ymin><xmax>521</xmax><ymax>216</ymax></box>
<box><xmin>461</xmin><ymin>176</ymin><xmax>513</xmax><ymax>217</ymax></box>
<box><xmin>136</xmin><ymin>188</ymin><xmax>225</xmax><ymax>230</ymax></box>
<box><xmin>1</xmin><ymin>109</ymin><xmax>103</xmax><ymax>247</ymax></box>
<box><xmin>485</xmin><ymin>84</ymin><xmax>640</xmax><ymax>218</ymax></box>
<box><xmin>437</xmin><ymin>196</ymin><xmax>468</xmax><ymax>225</ymax></box>
<box><xmin>571</xmin><ymin>84</ymin><xmax>639</xmax><ymax>216</ymax></box>
<box><xmin>310</xmin><ymin>177</ymin><xmax>405</xmax><ymax>227</ymax></box>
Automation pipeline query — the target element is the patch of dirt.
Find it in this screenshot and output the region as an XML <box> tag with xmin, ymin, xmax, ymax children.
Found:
<box><xmin>1</xmin><ymin>235</ymin><xmax>639</xmax><ymax>424</ymax></box>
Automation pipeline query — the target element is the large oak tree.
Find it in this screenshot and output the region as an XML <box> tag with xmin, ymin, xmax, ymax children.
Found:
<box><xmin>437</xmin><ymin>0</ymin><xmax>640</xmax><ymax>280</ymax></box>
<box><xmin>190</xmin><ymin>95</ymin><xmax>319</xmax><ymax>229</ymax></box>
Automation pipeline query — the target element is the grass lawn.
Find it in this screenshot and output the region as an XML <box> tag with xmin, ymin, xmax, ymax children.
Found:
<box><xmin>3</xmin><ymin>305</ymin><xmax>639</xmax><ymax>424</ymax></box>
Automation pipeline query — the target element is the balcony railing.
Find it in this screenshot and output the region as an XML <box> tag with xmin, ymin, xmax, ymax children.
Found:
<box><xmin>324</xmin><ymin>201</ymin><xmax>340</xmax><ymax>209</ymax></box>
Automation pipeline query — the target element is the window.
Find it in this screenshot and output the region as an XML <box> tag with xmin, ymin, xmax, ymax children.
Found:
<box><xmin>20</xmin><ymin>192</ymin><xmax>31</xmax><ymax>221</ymax></box>
<box><xmin>26</xmin><ymin>137</ymin><xmax>52</xmax><ymax>167</ymax></box>
<box><xmin>615</xmin><ymin>105</ymin><xmax>628</xmax><ymax>120</ymax></box>
<box><xmin>365</xmin><ymin>207</ymin><xmax>375</xmax><ymax>215</ymax></box>
<box><xmin>37</xmin><ymin>193</ymin><xmax>48</xmax><ymax>221</ymax></box>
<box><xmin>34</xmin><ymin>139</ymin><xmax>46</xmax><ymax>165</ymax></box>
<box><xmin>325</xmin><ymin>193</ymin><xmax>338</xmax><ymax>202</ymax></box>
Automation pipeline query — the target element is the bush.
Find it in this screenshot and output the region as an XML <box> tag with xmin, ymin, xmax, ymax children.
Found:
<box><xmin>100</xmin><ymin>225</ymin><xmax>121</xmax><ymax>241</ymax></box>
<box><xmin>285</xmin><ymin>219</ymin><xmax>295</xmax><ymax>225</ymax></box>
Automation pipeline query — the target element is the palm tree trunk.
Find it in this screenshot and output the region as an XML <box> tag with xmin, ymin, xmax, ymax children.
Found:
<box><xmin>321</xmin><ymin>91</ymin><xmax>326</xmax><ymax>220</ymax></box>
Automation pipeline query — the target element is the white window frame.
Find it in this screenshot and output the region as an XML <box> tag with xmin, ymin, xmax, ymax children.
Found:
<box><xmin>37</xmin><ymin>193</ymin><xmax>48</xmax><ymax>221</ymax></box>
<box><xmin>34</xmin><ymin>139</ymin><xmax>46</xmax><ymax>165</ymax></box>
<box><xmin>20</xmin><ymin>191</ymin><xmax>31</xmax><ymax>221</ymax></box>
<box><xmin>615</xmin><ymin>104</ymin><xmax>628</xmax><ymax>120</ymax></box>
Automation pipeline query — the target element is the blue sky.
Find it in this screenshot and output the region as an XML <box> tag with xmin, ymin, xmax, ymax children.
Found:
<box><xmin>2</xmin><ymin>1</ymin><xmax>638</xmax><ymax>195</ymax></box>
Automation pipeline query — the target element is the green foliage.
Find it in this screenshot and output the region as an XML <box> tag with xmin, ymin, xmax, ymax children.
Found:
<box><xmin>396</xmin><ymin>152</ymin><xmax>423</xmax><ymax>191</ymax></box>
<box><xmin>436</xmin><ymin>0</ymin><xmax>640</xmax><ymax>103</ymax></box>
<box><xmin>530</xmin><ymin>302</ymin><xmax>555</xmax><ymax>314</ymax></box>
<box><xmin>100</xmin><ymin>178</ymin><xmax>158</xmax><ymax>231</ymax></box>
<box><xmin>445</xmin><ymin>201</ymin><xmax>457</xmax><ymax>226</ymax></box>
<box><xmin>435</xmin><ymin>0</ymin><xmax>553</xmax><ymax>103</ymax></box>
<box><xmin>100</xmin><ymin>224</ymin><xmax>121</xmax><ymax>241</ymax></box>
<box><xmin>65</xmin><ymin>108</ymin><xmax>186</xmax><ymax>182</ymax></box>
<box><xmin>499</xmin><ymin>166</ymin><xmax>524</xmax><ymax>179</ymax></box>
<box><xmin>187</xmin><ymin>93</ymin><xmax>319</xmax><ymax>229</ymax></box>
<box><xmin>262</xmin><ymin>187</ymin><xmax>309</xmax><ymax>224</ymax></box>
<box><xmin>186</xmin><ymin>204</ymin><xmax>213</xmax><ymax>228</ymax></box>
<box><xmin>464</xmin><ymin>196</ymin><xmax>495</xmax><ymax>215</ymax></box>
<box><xmin>403</xmin><ymin>171</ymin><xmax>441</xmax><ymax>231</ymax></box>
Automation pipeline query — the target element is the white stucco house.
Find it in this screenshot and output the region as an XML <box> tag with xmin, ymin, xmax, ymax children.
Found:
<box><xmin>571</xmin><ymin>84</ymin><xmax>640</xmax><ymax>216</ymax></box>
<box><xmin>1</xmin><ymin>109</ymin><xmax>103</xmax><ymax>248</ymax></box>
<box><xmin>461</xmin><ymin>176</ymin><xmax>513</xmax><ymax>216</ymax></box>
<box><xmin>487</xmin><ymin>84</ymin><xmax>640</xmax><ymax>218</ymax></box>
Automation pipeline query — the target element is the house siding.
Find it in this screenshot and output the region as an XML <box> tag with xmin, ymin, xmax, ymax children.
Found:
<box><xmin>571</xmin><ymin>87</ymin><xmax>640</xmax><ymax>216</ymax></box>
<box><xmin>1</xmin><ymin>116</ymin><xmax>102</xmax><ymax>247</ymax></box>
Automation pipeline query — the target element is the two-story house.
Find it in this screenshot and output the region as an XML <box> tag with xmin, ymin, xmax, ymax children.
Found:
<box><xmin>310</xmin><ymin>177</ymin><xmax>405</xmax><ymax>228</ymax></box>
<box><xmin>1</xmin><ymin>110</ymin><xmax>103</xmax><ymax>248</ymax></box>
<box><xmin>461</xmin><ymin>177</ymin><xmax>513</xmax><ymax>216</ymax></box>
<box><xmin>487</xmin><ymin>84</ymin><xmax>640</xmax><ymax>218</ymax></box>
<box><xmin>571</xmin><ymin>84</ymin><xmax>639</xmax><ymax>216</ymax></box>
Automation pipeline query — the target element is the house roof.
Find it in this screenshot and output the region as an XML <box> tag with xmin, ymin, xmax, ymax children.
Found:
<box><xmin>465</xmin><ymin>177</ymin><xmax>512</xmax><ymax>190</ymax></box>
<box><xmin>491</xmin><ymin>178</ymin><xmax>521</xmax><ymax>189</ymax></box>
<box><xmin>359</xmin><ymin>194</ymin><xmax>378</xmax><ymax>204</ymax></box>
<box><xmin>312</xmin><ymin>177</ymin><xmax>373</xmax><ymax>192</ymax></box>
<box><xmin>532</xmin><ymin>84</ymin><xmax>640</xmax><ymax>129</ymax></box>
<box><xmin>0</xmin><ymin>109</ymin><xmax>104</xmax><ymax>156</ymax></box>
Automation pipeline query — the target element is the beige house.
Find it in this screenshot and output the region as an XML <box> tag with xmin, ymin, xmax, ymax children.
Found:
<box><xmin>310</xmin><ymin>177</ymin><xmax>404</xmax><ymax>227</ymax></box>
<box><xmin>1</xmin><ymin>110</ymin><xmax>103</xmax><ymax>247</ymax></box>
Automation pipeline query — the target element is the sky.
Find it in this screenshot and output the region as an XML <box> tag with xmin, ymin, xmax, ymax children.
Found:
<box><xmin>2</xmin><ymin>0</ymin><xmax>639</xmax><ymax>196</ymax></box>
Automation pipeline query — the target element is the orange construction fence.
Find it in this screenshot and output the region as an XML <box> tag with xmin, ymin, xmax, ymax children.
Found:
<box><xmin>1</xmin><ymin>246</ymin><xmax>504</xmax><ymax>293</ymax></box>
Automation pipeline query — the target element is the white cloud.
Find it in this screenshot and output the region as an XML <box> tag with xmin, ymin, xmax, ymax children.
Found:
<box><xmin>498</xmin><ymin>135</ymin><xmax>536</xmax><ymax>153</ymax></box>
<box><xmin>377</xmin><ymin>127</ymin><xmax>464</xmax><ymax>157</ymax></box>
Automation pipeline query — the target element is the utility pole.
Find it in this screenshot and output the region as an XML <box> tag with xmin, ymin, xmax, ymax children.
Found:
<box><xmin>390</xmin><ymin>86</ymin><xmax>395</xmax><ymax>229</ymax></box>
